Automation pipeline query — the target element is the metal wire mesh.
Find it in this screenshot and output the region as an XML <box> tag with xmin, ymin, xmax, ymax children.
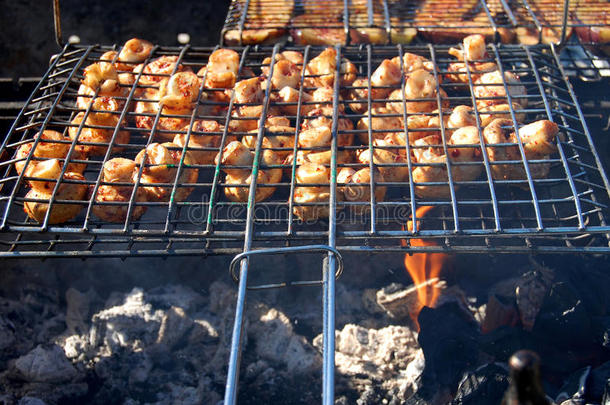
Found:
<box><xmin>221</xmin><ymin>0</ymin><xmax>610</xmax><ymax>46</ymax></box>
<box><xmin>0</xmin><ymin>42</ymin><xmax>609</xmax><ymax>258</ymax></box>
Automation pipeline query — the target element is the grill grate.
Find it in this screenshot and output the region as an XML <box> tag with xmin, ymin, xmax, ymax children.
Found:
<box><xmin>0</xmin><ymin>42</ymin><xmax>609</xmax><ymax>258</ymax></box>
<box><xmin>220</xmin><ymin>0</ymin><xmax>610</xmax><ymax>47</ymax></box>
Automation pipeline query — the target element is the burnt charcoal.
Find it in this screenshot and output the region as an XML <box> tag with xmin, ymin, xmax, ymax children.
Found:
<box><xmin>18</xmin><ymin>398</ymin><xmax>47</xmax><ymax>405</ymax></box>
<box><xmin>405</xmin><ymin>381</ymin><xmax>452</xmax><ymax>405</ymax></box>
<box><xmin>515</xmin><ymin>267</ymin><xmax>554</xmax><ymax>332</ymax></box>
<box><xmin>555</xmin><ymin>366</ymin><xmax>590</xmax><ymax>404</ymax></box>
<box><xmin>479</xmin><ymin>326</ymin><xmax>536</xmax><ymax>361</ymax></box>
<box><xmin>603</xmin><ymin>378</ymin><xmax>610</xmax><ymax>405</ymax></box>
<box><xmin>533</xmin><ymin>282</ymin><xmax>594</xmax><ymax>350</ymax></box>
<box><xmin>417</xmin><ymin>303</ymin><xmax>480</xmax><ymax>390</ymax></box>
<box><xmin>451</xmin><ymin>363</ymin><xmax>510</xmax><ymax>405</ymax></box>
<box><xmin>562</xmin><ymin>262</ymin><xmax>610</xmax><ymax>318</ymax></box>
<box><xmin>482</xmin><ymin>295</ymin><xmax>520</xmax><ymax>334</ymax></box>
<box><xmin>12</xmin><ymin>344</ymin><xmax>80</xmax><ymax>383</ymax></box>
<box><xmin>590</xmin><ymin>361</ymin><xmax>610</xmax><ymax>401</ymax></box>
<box><xmin>592</xmin><ymin>316</ymin><xmax>610</xmax><ymax>349</ymax></box>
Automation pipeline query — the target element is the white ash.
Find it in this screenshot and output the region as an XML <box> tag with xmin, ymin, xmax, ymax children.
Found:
<box><xmin>315</xmin><ymin>324</ymin><xmax>424</xmax><ymax>403</ymax></box>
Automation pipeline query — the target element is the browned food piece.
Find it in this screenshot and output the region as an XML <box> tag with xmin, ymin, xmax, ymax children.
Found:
<box><xmin>474</xmin><ymin>71</ymin><xmax>528</xmax><ymax>109</ymax></box>
<box><xmin>242</xmin><ymin>125</ymin><xmax>296</xmax><ymax>160</ymax></box>
<box><xmin>293</xmin><ymin>162</ymin><xmax>333</xmax><ymax>221</ymax></box>
<box><xmin>69</xmin><ymin>99</ymin><xmax>130</xmax><ymax>156</ymax></box>
<box><xmin>387</xmin><ymin>69</ymin><xmax>449</xmax><ymax>115</ymax></box>
<box><xmin>15</xmin><ymin>130</ymin><xmax>87</xmax><ymax>176</ymax></box>
<box><xmin>77</xmin><ymin>62</ymin><xmax>128</xmax><ymax>111</ymax></box>
<box><xmin>290</xmin><ymin>14</ymin><xmax>347</xmax><ymax>46</ymax></box>
<box><xmin>132</xmin><ymin>56</ymin><xmax>192</xmax><ymax>88</ymax></box>
<box><xmin>514</xmin><ymin>0</ymin><xmax>575</xmax><ymax>45</ymax></box>
<box><xmin>302</xmin><ymin>0</ymin><xmax>344</xmax><ymax>16</ymax></box>
<box><xmin>349</xmin><ymin>0</ymin><xmax>389</xmax><ymax>44</ymax></box>
<box><xmin>338</xmin><ymin>167</ymin><xmax>386</xmax><ymax>215</ymax></box>
<box><xmin>483</xmin><ymin>119</ymin><xmax>559</xmax><ymax>182</ymax></box>
<box><xmin>572</xmin><ymin>2</ymin><xmax>610</xmax><ymax>56</ymax></box>
<box><xmin>357</xmin><ymin>139</ymin><xmax>410</xmax><ymax>184</ymax></box>
<box><xmin>305</xmin><ymin>48</ymin><xmax>357</xmax><ymax>88</ymax></box>
<box><xmin>223</xmin><ymin>0</ymin><xmax>293</xmax><ymax>45</ymax></box>
<box><xmin>415</xmin><ymin>0</ymin><xmax>515</xmax><ymax>44</ymax></box>
<box><xmin>23</xmin><ymin>171</ymin><xmax>87</xmax><ymax>224</ymax></box>
<box><xmin>92</xmin><ymin>158</ymin><xmax>147</xmax><ymax>223</ymax></box>
<box><xmin>410</xmin><ymin>127</ymin><xmax>483</xmax><ymax>198</ymax></box>
<box><xmin>134</xmin><ymin>143</ymin><xmax>199</xmax><ymax>202</ymax></box>
<box><xmin>173</xmin><ymin>120</ymin><xmax>223</xmax><ymax>165</ymax></box>
<box><xmin>215</xmin><ymin>141</ymin><xmax>283</xmax><ymax>202</ymax></box>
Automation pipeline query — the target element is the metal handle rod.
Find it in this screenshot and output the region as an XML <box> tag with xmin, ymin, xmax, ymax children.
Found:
<box><xmin>560</xmin><ymin>0</ymin><xmax>570</xmax><ymax>47</ymax></box>
<box><xmin>224</xmin><ymin>44</ymin><xmax>281</xmax><ymax>405</ymax></box>
<box><xmin>322</xmin><ymin>45</ymin><xmax>343</xmax><ymax>405</ymax></box>
<box><xmin>52</xmin><ymin>0</ymin><xmax>63</xmax><ymax>47</ymax></box>
<box><xmin>229</xmin><ymin>245</ymin><xmax>344</xmax><ymax>287</ymax></box>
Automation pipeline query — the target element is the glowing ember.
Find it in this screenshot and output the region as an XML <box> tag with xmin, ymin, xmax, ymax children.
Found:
<box><xmin>402</xmin><ymin>206</ymin><xmax>450</xmax><ymax>329</ymax></box>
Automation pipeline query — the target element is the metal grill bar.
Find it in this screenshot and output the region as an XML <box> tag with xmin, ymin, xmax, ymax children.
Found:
<box><xmin>221</xmin><ymin>0</ymin><xmax>609</xmax><ymax>46</ymax></box>
<box><xmin>1</xmin><ymin>43</ymin><xmax>609</xmax><ymax>258</ymax></box>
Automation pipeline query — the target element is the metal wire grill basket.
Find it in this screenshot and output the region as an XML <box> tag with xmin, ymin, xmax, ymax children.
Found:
<box><xmin>1</xmin><ymin>42</ymin><xmax>609</xmax><ymax>257</ymax></box>
<box><xmin>221</xmin><ymin>0</ymin><xmax>610</xmax><ymax>47</ymax></box>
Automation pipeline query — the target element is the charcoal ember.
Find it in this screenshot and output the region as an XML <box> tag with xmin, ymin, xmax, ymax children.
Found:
<box><xmin>19</xmin><ymin>283</ymin><xmax>60</xmax><ymax>315</ymax></box>
<box><xmin>16</xmin><ymin>382</ymin><xmax>88</xmax><ymax>405</ymax></box>
<box><xmin>0</xmin><ymin>315</ymin><xmax>16</xmax><ymax>350</ymax></box>
<box><xmin>12</xmin><ymin>344</ymin><xmax>79</xmax><ymax>383</ymax></box>
<box><xmin>515</xmin><ymin>267</ymin><xmax>554</xmax><ymax>331</ymax></box>
<box><xmin>555</xmin><ymin>366</ymin><xmax>590</xmax><ymax>404</ymax></box>
<box><xmin>335</xmin><ymin>284</ymin><xmax>385</xmax><ymax>328</ymax></box>
<box><xmin>65</xmin><ymin>288</ymin><xmax>97</xmax><ymax>335</ymax></box>
<box><xmin>417</xmin><ymin>303</ymin><xmax>480</xmax><ymax>390</ymax></box>
<box><xmin>479</xmin><ymin>326</ymin><xmax>535</xmax><ymax>361</ymax></box>
<box><xmin>155</xmin><ymin>306</ymin><xmax>194</xmax><ymax>348</ymax></box>
<box><xmin>591</xmin><ymin>316</ymin><xmax>610</xmax><ymax>349</ymax></box>
<box><xmin>481</xmin><ymin>295</ymin><xmax>519</xmax><ymax>334</ymax></box>
<box><xmin>533</xmin><ymin>282</ymin><xmax>594</xmax><ymax>350</ymax></box>
<box><xmin>89</xmin><ymin>288</ymin><xmax>164</xmax><ymax>352</ymax></box>
<box><xmin>603</xmin><ymin>379</ymin><xmax>610</xmax><ymax>405</ymax></box>
<box><xmin>146</xmin><ymin>284</ymin><xmax>205</xmax><ymax>312</ymax></box>
<box><xmin>405</xmin><ymin>382</ymin><xmax>453</xmax><ymax>405</ymax></box>
<box><xmin>315</xmin><ymin>324</ymin><xmax>422</xmax><ymax>402</ymax></box>
<box><xmin>18</xmin><ymin>397</ymin><xmax>47</xmax><ymax>405</ymax></box>
<box><xmin>249</xmin><ymin>307</ymin><xmax>321</xmax><ymax>375</ymax></box>
<box><xmin>451</xmin><ymin>363</ymin><xmax>510</xmax><ymax>405</ymax></box>
<box><xmin>590</xmin><ymin>361</ymin><xmax>610</xmax><ymax>402</ymax></box>
<box><xmin>376</xmin><ymin>281</ymin><xmax>445</xmax><ymax>321</ymax></box>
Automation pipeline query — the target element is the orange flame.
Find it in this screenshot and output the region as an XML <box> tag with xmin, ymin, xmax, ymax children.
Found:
<box><xmin>402</xmin><ymin>206</ymin><xmax>449</xmax><ymax>330</ymax></box>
